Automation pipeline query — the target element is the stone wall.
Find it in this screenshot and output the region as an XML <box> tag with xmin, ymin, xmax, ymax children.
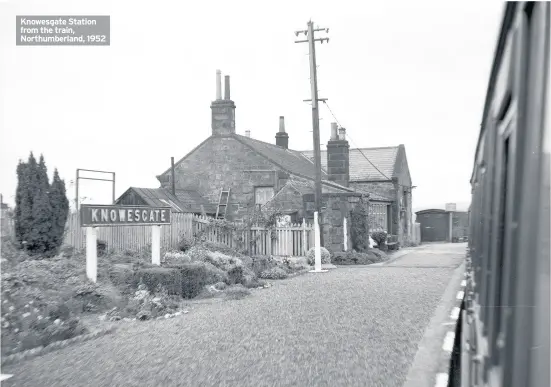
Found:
<box><xmin>159</xmin><ymin>136</ymin><xmax>289</xmax><ymax>221</ymax></box>
<box><xmin>349</xmin><ymin>166</ymin><xmax>412</xmax><ymax>245</ymax></box>
<box><xmin>302</xmin><ymin>192</ymin><xmax>365</xmax><ymax>253</ymax></box>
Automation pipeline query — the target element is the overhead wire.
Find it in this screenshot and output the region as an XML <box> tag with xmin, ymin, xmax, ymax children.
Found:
<box><xmin>322</xmin><ymin>100</ymin><xmax>414</xmax><ymax>192</ymax></box>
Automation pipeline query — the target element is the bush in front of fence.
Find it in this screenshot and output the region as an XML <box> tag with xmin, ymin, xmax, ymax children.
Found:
<box><xmin>134</xmin><ymin>267</ymin><xmax>182</xmax><ymax>296</ymax></box>
<box><xmin>306</xmin><ymin>247</ymin><xmax>332</xmax><ymax>266</ymax></box>
<box><xmin>163</xmin><ymin>262</ymin><xmax>209</xmax><ymax>299</ymax></box>
<box><xmin>259</xmin><ymin>267</ymin><xmax>288</xmax><ymax>280</ymax></box>
<box><xmin>331</xmin><ymin>250</ymin><xmax>388</xmax><ymax>265</ymax></box>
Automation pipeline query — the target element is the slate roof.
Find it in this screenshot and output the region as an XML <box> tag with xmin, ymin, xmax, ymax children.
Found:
<box><xmin>118</xmin><ymin>187</ymin><xmax>216</xmax><ymax>214</ymax></box>
<box><xmin>233</xmin><ymin>134</ymin><xmax>328</xmax><ymax>180</ymax></box>
<box><xmin>285</xmin><ymin>177</ymin><xmax>355</xmax><ymax>195</ymax></box>
<box><xmin>301</xmin><ymin>146</ymin><xmax>399</xmax><ymax>181</ymax></box>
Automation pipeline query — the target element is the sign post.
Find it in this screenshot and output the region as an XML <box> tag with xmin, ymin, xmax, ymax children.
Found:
<box><xmin>86</xmin><ymin>226</ymin><xmax>97</xmax><ymax>282</ymax></box>
<box><xmin>151</xmin><ymin>225</ymin><xmax>161</xmax><ymax>265</ymax></box>
<box><xmin>80</xmin><ymin>204</ymin><xmax>171</xmax><ymax>283</ymax></box>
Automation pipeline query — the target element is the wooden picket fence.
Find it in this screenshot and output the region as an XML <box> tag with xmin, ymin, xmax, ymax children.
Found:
<box><xmin>44</xmin><ymin>212</ymin><xmax>315</xmax><ymax>257</ymax></box>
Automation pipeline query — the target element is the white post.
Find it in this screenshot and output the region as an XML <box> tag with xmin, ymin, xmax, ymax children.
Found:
<box><xmin>302</xmin><ymin>218</ymin><xmax>307</xmax><ymax>256</ymax></box>
<box><xmin>309</xmin><ymin>212</ymin><xmax>327</xmax><ymax>273</ymax></box>
<box><xmin>315</xmin><ymin>212</ymin><xmax>322</xmax><ymax>271</ymax></box>
<box><xmin>343</xmin><ymin>216</ymin><xmax>348</xmax><ymax>252</ymax></box>
<box><xmin>152</xmin><ymin>225</ymin><xmax>161</xmax><ymax>265</ymax></box>
<box><xmin>86</xmin><ymin>227</ymin><xmax>97</xmax><ymax>283</ymax></box>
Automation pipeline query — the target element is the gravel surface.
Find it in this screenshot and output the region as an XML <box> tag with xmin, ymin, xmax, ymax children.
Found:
<box><xmin>3</xmin><ymin>245</ymin><xmax>464</xmax><ymax>387</ymax></box>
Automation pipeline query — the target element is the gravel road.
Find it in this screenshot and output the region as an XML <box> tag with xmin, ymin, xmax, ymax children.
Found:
<box><xmin>3</xmin><ymin>244</ymin><xmax>465</xmax><ymax>387</ymax></box>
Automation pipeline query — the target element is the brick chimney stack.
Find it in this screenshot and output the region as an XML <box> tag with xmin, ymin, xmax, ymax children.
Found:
<box><xmin>275</xmin><ymin>116</ymin><xmax>289</xmax><ymax>149</ymax></box>
<box><xmin>211</xmin><ymin>70</ymin><xmax>236</xmax><ymax>136</ymax></box>
<box><xmin>245</xmin><ymin>130</ymin><xmax>251</xmax><ymax>137</ymax></box>
<box><xmin>326</xmin><ymin>122</ymin><xmax>350</xmax><ymax>187</ymax></box>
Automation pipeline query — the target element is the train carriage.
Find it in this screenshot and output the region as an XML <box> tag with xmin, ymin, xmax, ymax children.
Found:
<box><xmin>460</xmin><ymin>2</ymin><xmax>550</xmax><ymax>387</ymax></box>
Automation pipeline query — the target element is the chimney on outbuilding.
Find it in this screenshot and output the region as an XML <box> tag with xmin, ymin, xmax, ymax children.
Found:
<box><xmin>326</xmin><ymin>122</ymin><xmax>350</xmax><ymax>187</ymax></box>
<box><xmin>275</xmin><ymin>116</ymin><xmax>289</xmax><ymax>149</ymax></box>
<box><xmin>211</xmin><ymin>70</ymin><xmax>236</xmax><ymax>136</ymax></box>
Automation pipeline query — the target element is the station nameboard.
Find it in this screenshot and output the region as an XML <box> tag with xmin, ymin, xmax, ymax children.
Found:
<box><xmin>80</xmin><ymin>205</ymin><xmax>172</xmax><ymax>227</ymax></box>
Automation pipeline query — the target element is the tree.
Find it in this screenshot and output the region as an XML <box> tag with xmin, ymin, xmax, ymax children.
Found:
<box><xmin>14</xmin><ymin>157</ymin><xmax>33</xmax><ymax>246</ymax></box>
<box><xmin>49</xmin><ymin>168</ymin><xmax>69</xmax><ymax>250</ymax></box>
<box><xmin>13</xmin><ymin>153</ymin><xmax>69</xmax><ymax>256</ymax></box>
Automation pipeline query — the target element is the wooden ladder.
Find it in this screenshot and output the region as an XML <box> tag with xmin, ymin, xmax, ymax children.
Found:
<box><xmin>215</xmin><ymin>188</ymin><xmax>231</xmax><ymax>219</ymax></box>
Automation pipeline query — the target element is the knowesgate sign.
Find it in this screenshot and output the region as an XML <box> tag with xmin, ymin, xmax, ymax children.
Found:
<box><xmin>80</xmin><ymin>205</ymin><xmax>171</xmax><ymax>227</ymax></box>
<box><xmin>80</xmin><ymin>205</ymin><xmax>171</xmax><ymax>282</ymax></box>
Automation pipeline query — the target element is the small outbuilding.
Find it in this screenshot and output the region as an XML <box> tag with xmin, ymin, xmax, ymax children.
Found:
<box><xmin>415</xmin><ymin>209</ymin><xmax>469</xmax><ymax>243</ymax></box>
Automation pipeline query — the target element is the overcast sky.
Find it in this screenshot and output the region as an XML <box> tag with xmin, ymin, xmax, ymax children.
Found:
<box><xmin>0</xmin><ymin>0</ymin><xmax>504</xmax><ymax>212</ymax></box>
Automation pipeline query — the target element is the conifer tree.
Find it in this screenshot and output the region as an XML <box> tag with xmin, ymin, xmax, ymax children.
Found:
<box><xmin>49</xmin><ymin>168</ymin><xmax>69</xmax><ymax>250</ymax></box>
<box><xmin>13</xmin><ymin>153</ymin><xmax>69</xmax><ymax>256</ymax></box>
<box><xmin>14</xmin><ymin>157</ymin><xmax>33</xmax><ymax>246</ymax></box>
<box><xmin>27</xmin><ymin>154</ymin><xmax>53</xmax><ymax>253</ymax></box>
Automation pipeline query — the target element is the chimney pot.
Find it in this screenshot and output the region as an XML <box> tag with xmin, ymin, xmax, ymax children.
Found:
<box><xmin>275</xmin><ymin>116</ymin><xmax>289</xmax><ymax>149</ymax></box>
<box><xmin>338</xmin><ymin>127</ymin><xmax>346</xmax><ymax>141</ymax></box>
<box><xmin>224</xmin><ymin>75</ymin><xmax>231</xmax><ymax>100</ymax></box>
<box><xmin>330</xmin><ymin>123</ymin><xmax>338</xmax><ymax>141</ymax></box>
<box><xmin>279</xmin><ymin>116</ymin><xmax>285</xmax><ymax>133</ymax></box>
<box><xmin>216</xmin><ymin>70</ymin><xmax>222</xmax><ymax>100</ymax></box>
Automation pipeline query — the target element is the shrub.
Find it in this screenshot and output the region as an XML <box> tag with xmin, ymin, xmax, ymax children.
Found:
<box><xmin>260</xmin><ymin>267</ymin><xmax>288</xmax><ymax>280</ymax></box>
<box><xmin>122</xmin><ymin>283</ymin><xmax>183</xmax><ymax>321</ymax></box>
<box><xmin>177</xmin><ymin>235</ymin><xmax>195</xmax><ymax>252</ymax></box>
<box><xmin>371</xmin><ymin>231</ymin><xmax>387</xmax><ymax>246</ymax></box>
<box><xmin>163</xmin><ymin>250</ymin><xmax>192</xmax><ymax>265</ymax></box>
<box><xmin>97</xmin><ymin>240</ymin><xmax>108</xmax><ymax>256</ymax></box>
<box><xmin>169</xmin><ymin>262</ymin><xmax>208</xmax><ymax>299</ymax></box>
<box><xmin>186</xmin><ymin>245</ymin><xmax>210</xmax><ymax>263</ymax></box>
<box><xmin>134</xmin><ymin>267</ymin><xmax>182</xmax><ymax>296</ymax></box>
<box><xmin>227</xmin><ymin>265</ymin><xmax>245</xmax><ymax>285</ymax></box>
<box><xmin>249</xmin><ymin>255</ymin><xmax>275</xmax><ymax>276</ymax></box>
<box><xmin>331</xmin><ymin>250</ymin><xmax>388</xmax><ymax>265</ymax></box>
<box><xmin>306</xmin><ymin>247</ymin><xmax>331</xmax><ymax>266</ymax></box>
<box><xmin>201</xmin><ymin>241</ymin><xmax>245</xmax><ymax>257</ymax></box>
<box><xmin>350</xmin><ymin>198</ymin><xmax>370</xmax><ymax>252</ymax></box>
<box><xmin>200</xmin><ymin>262</ymin><xmax>229</xmax><ymax>284</ymax></box>
<box><xmin>224</xmin><ymin>284</ymin><xmax>251</xmax><ymax>300</ymax></box>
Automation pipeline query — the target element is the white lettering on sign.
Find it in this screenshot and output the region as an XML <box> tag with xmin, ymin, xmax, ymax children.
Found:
<box><xmin>81</xmin><ymin>206</ymin><xmax>171</xmax><ymax>226</ymax></box>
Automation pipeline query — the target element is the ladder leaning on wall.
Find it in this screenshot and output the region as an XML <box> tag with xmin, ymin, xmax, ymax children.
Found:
<box><xmin>215</xmin><ymin>188</ymin><xmax>231</xmax><ymax>219</ymax></box>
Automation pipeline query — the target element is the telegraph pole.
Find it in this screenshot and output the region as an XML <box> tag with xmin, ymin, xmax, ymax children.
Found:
<box><xmin>295</xmin><ymin>20</ymin><xmax>329</xmax><ymax>245</ymax></box>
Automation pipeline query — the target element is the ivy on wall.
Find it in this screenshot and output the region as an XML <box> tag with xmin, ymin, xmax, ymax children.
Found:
<box><xmin>349</xmin><ymin>195</ymin><xmax>370</xmax><ymax>253</ymax></box>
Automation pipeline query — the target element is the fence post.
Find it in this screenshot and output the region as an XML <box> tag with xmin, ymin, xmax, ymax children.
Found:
<box><xmin>86</xmin><ymin>227</ymin><xmax>97</xmax><ymax>283</ymax></box>
<box><xmin>302</xmin><ymin>218</ymin><xmax>307</xmax><ymax>256</ymax></box>
<box><xmin>267</xmin><ymin>228</ymin><xmax>272</xmax><ymax>256</ymax></box>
